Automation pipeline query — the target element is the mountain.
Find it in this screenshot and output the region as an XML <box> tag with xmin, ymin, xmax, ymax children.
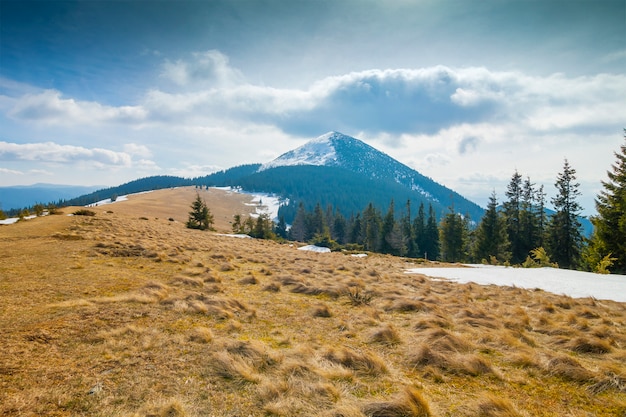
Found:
<box><xmin>0</xmin><ymin>184</ymin><xmax>102</xmax><ymax>211</ymax></box>
<box><xmin>199</xmin><ymin>132</ymin><xmax>485</xmax><ymax>222</ymax></box>
<box><xmin>261</xmin><ymin>131</ymin><xmax>478</xmax><ymax>210</ymax></box>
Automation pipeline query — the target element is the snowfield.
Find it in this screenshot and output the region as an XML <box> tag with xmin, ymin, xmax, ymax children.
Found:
<box><xmin>406</xmin><ymin>264</ymin><xmax>626</xmax><ymax>302</ymax></box>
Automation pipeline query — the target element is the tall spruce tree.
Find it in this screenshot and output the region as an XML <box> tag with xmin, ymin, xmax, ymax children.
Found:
<box><xmin>289</xmin><ymin>203</ymin><xmax>308</xmax><ymax>242</ymax></box>
<box><xmin>472</xmin><ymin>191</ymin><xmax>510</xmax><ymax>263</ymax></box>
<box><xmin>547</xmin><ymin>159</ymin><xmax>584</xmax><ymax>269</ymax></box>
<box><xmin>362</xmin><ymin>203</ymin><xmax>382</xmax><ymax>252</ymax></box>
<box><xmin>519</xmin><ymin>176</ymin><xmax>543</xmax><ymax>258</ymax></box>
<box><xmin>332</xmin><ymin>209</ymin><xmax>348</xmax><ymax>244</ymax></box>
<box><xmin>413</xmin><ymin>202</ymin><xmax>426</xmax><ymax>257</ymax></box>
<box><xmin>503</xmin><ymin>170</ymin><xmax>524</xmax><ymax>263</ymax></box>
<box><xmin>588</xmin><ymin>131</ymin><xmax>626</xmax><ymax>273</ymax></box>
<box><xmin>424</xmin><ymin>204</ymin><xmax>440</xmax><ymax>260</ymax></box>
<box><xmin>403</xmin><ymin>200</ymin><xmax>418</xmax><ymax>257</ymax></box>
<box><xmin>439</xmin><ymin>208</ymin><xmax>470</xmax><ymax>262</ymax></box>
<box><xmin>535</xmin><ymin>184</ymin><xmax>548</xmax><ymax>248</ymax></box>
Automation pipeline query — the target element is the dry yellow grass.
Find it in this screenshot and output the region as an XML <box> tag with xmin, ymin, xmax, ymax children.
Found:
<box><xmin>1</xmin><ymin>186</ymin><xmax>625</xmax><ymax>416</ymax></box>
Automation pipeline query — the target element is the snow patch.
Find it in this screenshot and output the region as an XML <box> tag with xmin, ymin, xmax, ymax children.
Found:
<box><xmin>246</xmin><ymin>193</ymin><xmax>283</xmax><ymax>221</ymax></box>
<box><xmin>298</xmin><ymin>245</ymin><xmax>331</xmax><ymax>253</ymax></box>
<box><xmin>406</xmin><ymin>264</ymin><xmax>626</xmax><ymax>302</ymax></box>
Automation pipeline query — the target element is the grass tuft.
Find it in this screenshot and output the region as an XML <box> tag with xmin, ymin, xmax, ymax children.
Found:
<box><xmin>545</xmin><ymin>355</ymin><xmax>596</xmax><ymax>383</ymax></box>
<box><xmin>362</xmin><ymin>387</ymin><xmax>431</xmax><ymax>417</ymax></box>
<box><xmin>368</xmin><ymin>324</ymin><xmax>402</xmax><ymax>345</ymax></box>
<box><xmin>476</xmin><ymin>393</ymin><xmax>521</xmax><ymax>417</ymax></box>
<box><xmin>324</xmin><ymin>347</ymin><xmax>388</xmax><ymax>376</ymax></box>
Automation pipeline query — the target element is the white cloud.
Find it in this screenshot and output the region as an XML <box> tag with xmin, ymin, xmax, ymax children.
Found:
<box><xmin>2</xmin><ymin>51</ymin><xmax>624</xmax><ymax>214</ymax></box>
<box><xmin>123</xmin><ymin>143</ymin><xmax>152</xmax><ymax>158</ymax></box>
<box><xmin>0</xmin><ymin>141</ymin><xmax>132</xmax><ymax>166</ymax></box>
<box><xmin>7</xmin><ymin>90</ymin><xmax>147</xmax><ymax>125</ymax></box>
<box><xmin>135</xmin><ymin>159</ymin><xmax>161</xmax><ymax>171</ymax></box>
<box><xmin>0</xmin><ymin>167</ymin><xmax>23</xmax><ymax>175</ymax></box>
<box><xmin>160</xmin><ymin>50</ymin><xmax>245</xmax><ymax>88</ymax></box>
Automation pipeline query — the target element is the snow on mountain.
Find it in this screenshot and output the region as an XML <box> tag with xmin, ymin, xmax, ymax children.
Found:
<box><xmin>257</xmin><ymin>131</ymin><xmax>484</xmax><ymax>220</ymax></box>
<box><xmin>259</xmin><ymin>131</ymin><xmax>340</xmax><ymax>170</ymax></box>
<box><xmin>259</xmin><ymin>131</ymin><xmax>447</xmax><ymax>202</ymax></box>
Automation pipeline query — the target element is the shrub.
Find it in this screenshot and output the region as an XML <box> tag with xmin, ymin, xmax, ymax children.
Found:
<box><xmin>73</xmin><ymin>209</ymin><xmax>96</xmax><ymax>216</ymax></box>
<box><xmin>345</xmin><ymin>287</ymin><xmax>374</xmax><ymax>306</ymax></box>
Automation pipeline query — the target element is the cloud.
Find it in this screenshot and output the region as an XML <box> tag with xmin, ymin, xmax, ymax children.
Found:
<box><xmin>0</xmin><ymin>141</ymin><xmax>132</xmax><ymax>166</ymax></box>
<box><xmin>0</xmin><ymin>167</ymin><xmax>23</xmax><ymax>175</ymax></box>
<box><xmin>123</xmin><ymin>143</ymin><xmax>152</xmax><ymax>158</ymax></box>
<box><xmin>160</xmin><ymin>50</ymin><xmax>245</xmax><ymax>88</ymax></box>
<box><xmin>7</xmin><ymin>90</ymin><xmax>147</xmax><ymax>125</ymax></box>
<box><xmin>168</xmin><ymin>164</ymin><xmax>223</xmax><ymax>178</ymax></box>
<box><xmin>142</xmin><ymin>59</ymin><xmax>626</xmax><ymax>141</ymax></box>
<box><xmin>458</xmin><ymin>136</ymin><xmax>480</xmax><ymax>154</ymax></box>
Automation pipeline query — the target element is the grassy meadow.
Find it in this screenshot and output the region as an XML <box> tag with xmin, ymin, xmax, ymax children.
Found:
<box><xmin>1</xmin><ymin>187</ymin><xmax>625</xmax><ymax>417</ymax></box>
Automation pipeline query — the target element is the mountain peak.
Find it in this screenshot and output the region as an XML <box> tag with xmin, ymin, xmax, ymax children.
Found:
<box><xmin>259</xmin><ymin>131</ymin><xmax>354</xmax><ymax>171</ymax></box>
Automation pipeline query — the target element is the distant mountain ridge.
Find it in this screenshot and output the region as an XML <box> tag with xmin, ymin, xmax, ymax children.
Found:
<box><xmin>1</xmin><ymin>131</ymin><xmax>595</xmax><ymax>236</ymax></box>
<box><xmin>1</xmin><ymin>132</ymin><xmax>485</xmax><ymax>223</ymax></box>
<box><xmin>0</xmin><ymin>184</ymin><xmax>102</xmax><ymax>211</ymax></box>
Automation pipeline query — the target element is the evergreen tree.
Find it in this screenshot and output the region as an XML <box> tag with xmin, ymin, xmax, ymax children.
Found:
<box><xmin>535</xmin><ymin>184</ymin><xmax>548</xmax><ymax>248</ymax></box>
<box><xmin>289</xmin><ymin>203</ymin><xmax>308</xmax><ymax>242</ymax></box>
<box><xmin>413</xmin><ymin>202</ymin><xmax>426</xmax><ymax>258</ymax></box>
<box><xmin>402</xmin><ymin>200</ymin><xmax>418</xmax><ymax>257</ymax></box>
<box><xmin>547</xmin><ymin>159</ymin><xmax>584</xmax><ymax>269</ymax></box>
<box><xmin>325</xmin><ymin>204</ymin><xmax>335</xmax><ymax>238</ymax></box>
<box><xmin>380</xmin><ymin>200</ymin><xmax>396</xmax><ymax>254</ymax></box>
<box><xmin>424</xmin><ymin>204</ymin><xmax>440</xmax><ymax>260</ymax></box>
<box><xmin>311</xmin><ymin>203</ymin><xmax>326</xmax><ymax>237</ymax></box>
<box><xmin>503</xmin><ymin>170</ymin><xmax>524</xmax><ymax>263</ymax></box>
<box><xmin>519</xmin><ymin>177</ymin><xmax>538</xmax><ymax>257</ymax></box>
<box><xmin>186</xmin><ymin>193</ymin><xmax>214</xmax><ymax>231</ymax></box>
<box><xmin>332</xmin><ymin>209</ymin><xmax>348</xmax><ymax>244</ymax></box>
<box><xmin>232</xmin><ymin>214</ymin><xmax>243</xmax><ymax>233</ymax></box>
<box><xmin>274</xmin><ymin>215</ymin><xmax>288</xmax><ymax>239</ymax></box>
<box><xmin>349</xmin><ymin>213</ymin><xmax>364</xmax><ymax>246</ymax></box>
<box><xmin>381</xmin><ymin>200</ymin><xmax>407</xmax><ymax>256</ymax></box>
<box><xmin>472</xmin><ymin>192</ymin><xmax>510</xmax><ymax>263</ymax></box>
<box><xmin>362</xmin><ymin>203</ymin><xmax>382</xmax><ymax>252</ymax></box>
<box><xmin>439</xmin><ymin>208</ymin><xmax>469</xmax><ymax>262</ymax></box>
<box><xmin>251</xmin><ymin>213</ymin><xmax>275</xmax><ymax>239</ymax></box>
<box><xmin>588</xmin><ymin>131</ymin><xmax>626</xmax><ymax>273</ymax></box>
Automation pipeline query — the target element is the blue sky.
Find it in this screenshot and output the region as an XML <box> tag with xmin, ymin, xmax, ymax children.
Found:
<box><xmin>1</xmin><ymin>0</ymin><xmax>625</xmax><ymax>214</ymax></box>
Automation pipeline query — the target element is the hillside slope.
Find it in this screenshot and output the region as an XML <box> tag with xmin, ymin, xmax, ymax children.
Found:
<box><xmin>1</xmin><ymin>190</ymin><xmax>624</xmax><ymax>416</ymax></box>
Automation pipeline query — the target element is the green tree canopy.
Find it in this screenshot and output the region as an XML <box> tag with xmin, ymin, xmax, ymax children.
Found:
<box><xmin>186</xmin><ymin>193</ymin><xmax>214</xmax><ymax>231</ymax></box>
<box><xmin>472</xmin><ymin>191</ymin><xmax>510</xmax><ymax>264</ymax></box>
<box><xmin>587</xmin><ymin>130</ymin><xmax>626</xmax><ymax>274</ymax></box>
<box><xmin>547</xmin><ymin>159</ymin><xmax>583</xmax><ymax>269</ymax></box>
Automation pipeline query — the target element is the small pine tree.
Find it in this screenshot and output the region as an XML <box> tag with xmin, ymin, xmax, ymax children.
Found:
<box><xmin>186</xmin><ymin>193</ymin><xmax>214</xmax><ymax>231</ymax></box>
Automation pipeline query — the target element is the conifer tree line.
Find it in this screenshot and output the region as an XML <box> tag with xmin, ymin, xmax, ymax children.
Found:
<box><xmin>228</xmin><ymin>130</ymin><xmax>626</xmax><ymax>274</ymax></box>
<box><xmin>283</xmin><ymin>200</ymin><xmax>441</xmax><ymax>259</ymax></box>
